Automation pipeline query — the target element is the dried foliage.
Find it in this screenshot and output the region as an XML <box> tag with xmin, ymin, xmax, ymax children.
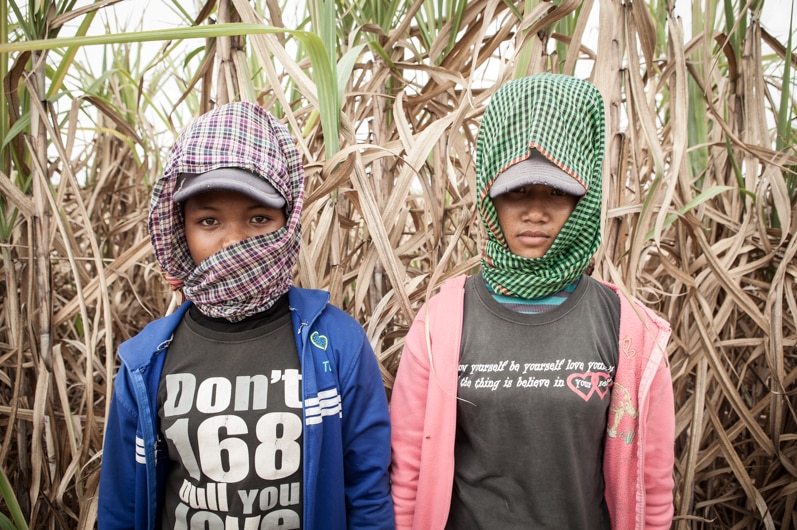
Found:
<box><xmin>0</xmin><ymin>0</ymin><xmax>795</xmax><ymax>528</ymax></box>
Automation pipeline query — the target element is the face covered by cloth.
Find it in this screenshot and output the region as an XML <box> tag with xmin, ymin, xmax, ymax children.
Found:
<box><xmin>148</xmin><ymin>101</ymin><xmax>304</xmax><ymax>321</ymax></box>
<box><xmin>476</xmin><ymin>73</ymin><xmax>606</xmax><ymax>299</ymax></box>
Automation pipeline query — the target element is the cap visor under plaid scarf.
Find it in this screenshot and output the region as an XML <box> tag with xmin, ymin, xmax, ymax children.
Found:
<box><xmin>477</xmin><ymin>74</ymin><xmax>605</xmax><ymax>299</ymax></box>
<box><xmin>149</xmin><ymin>102</ymin><xmax>304</xmax><ymax>321</ymax></box>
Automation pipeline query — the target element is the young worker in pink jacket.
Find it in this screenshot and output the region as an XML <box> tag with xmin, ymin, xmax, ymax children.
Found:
<box><xmin>390</xmin><ymin>74</ymin><xmax>675</xmax><ymax>530</ymax></box>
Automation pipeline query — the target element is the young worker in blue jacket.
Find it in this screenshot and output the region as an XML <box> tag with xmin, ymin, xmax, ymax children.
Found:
<box><xmin>98</xmin><ymin>101</ymin><xmax>394</xmax><ymax>530</ymax></box>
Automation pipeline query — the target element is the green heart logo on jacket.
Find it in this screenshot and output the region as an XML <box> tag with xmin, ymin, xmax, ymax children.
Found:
<box><xmin>311</xmin><ymin>331</ymin><xmax>328</xmax><ymax>351</ymax></box>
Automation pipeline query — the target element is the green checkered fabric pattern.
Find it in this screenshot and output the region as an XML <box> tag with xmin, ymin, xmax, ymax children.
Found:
<box><xmin>477</xmin><ymin>73</ymin><xmax>605</xmax><ymax>299</ymax></box>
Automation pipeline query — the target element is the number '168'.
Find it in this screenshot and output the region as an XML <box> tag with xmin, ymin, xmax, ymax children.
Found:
<box><xmin>164</xmin><ymin>413</ymin><xmax>302</xmax><ymax>482</ymax></box>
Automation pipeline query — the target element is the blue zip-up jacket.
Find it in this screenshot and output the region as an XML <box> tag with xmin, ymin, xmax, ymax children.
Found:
<box><xmin>98</xmin><ymin>286</ymin><xmax>394</xmax><ymax>529</ymax></box>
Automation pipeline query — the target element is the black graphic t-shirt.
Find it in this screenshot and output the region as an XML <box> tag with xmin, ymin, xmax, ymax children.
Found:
<box><xmin>158</xmin><ymin>299</ymin><xmax>303</xmax><ymax>529</ymax></box>
<box><xmin>446</xmin><ymin>275</ymin><xmax>619</xmax><ymax>530</ymax></box>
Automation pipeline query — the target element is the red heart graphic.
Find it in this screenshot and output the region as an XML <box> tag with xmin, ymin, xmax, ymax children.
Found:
<box><xmin>567</xmin><ymin>372</ymin><xmax>612</xmax><ymax>401</ymax></box>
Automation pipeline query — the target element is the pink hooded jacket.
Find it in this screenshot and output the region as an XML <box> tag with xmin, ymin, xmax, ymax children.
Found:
<box><xmin>390</xmin><ymin>275</ymin><xmax>675</xmax><ymax>530</ymax></box>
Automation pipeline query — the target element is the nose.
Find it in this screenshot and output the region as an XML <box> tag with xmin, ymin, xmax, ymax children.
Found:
<box><xmin>221</xmin><ymin>224</ymin><xmax>248</xmax><ymax>249</ymax></box>
<box><xmin>519</xmin><ymin>195</ymin><xmax>547</xmax><ymax>221</ymax></box>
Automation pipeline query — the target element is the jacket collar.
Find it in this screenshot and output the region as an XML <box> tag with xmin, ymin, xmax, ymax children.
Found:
<box><xmin>117</xmin><ymin>286</ymin><xmax>332</xmax><ymax>371</ymax></box>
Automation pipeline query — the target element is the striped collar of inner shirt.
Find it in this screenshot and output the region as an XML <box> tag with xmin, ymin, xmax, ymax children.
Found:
<box><xmin>487</xmin><ymin>277</ymin><xmax>579</xmax><ymax>314</ymax></box>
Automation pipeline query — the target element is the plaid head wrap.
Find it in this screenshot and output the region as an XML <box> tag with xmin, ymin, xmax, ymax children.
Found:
<box><xmin>149</xmin><ymin>101</ymin><xmax>304</xmax><ymax>321</ymax></box>
<box><xmin>477</xmin><ymin>74</ymin><xmax>605</xmax><ymax>298</ymax></box>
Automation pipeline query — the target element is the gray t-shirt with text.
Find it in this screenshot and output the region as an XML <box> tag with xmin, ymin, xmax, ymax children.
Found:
<box><xmin>158</xmin><ymin>302</ymin><xmax>303</xmax><ymax>529</ymax></box>
<box><xmin>446</xmin><ymin>275</ymin><xmax>619</xmax><ymax>529</ymax></box>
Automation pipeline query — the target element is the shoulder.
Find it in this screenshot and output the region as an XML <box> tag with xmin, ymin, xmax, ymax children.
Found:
<box><xmin>597</xmin><ymin>279</ymin><xmax>670</xmax><ymax>332</ymax></box>
<box><xmin>320</xmin><ymin>305</ymin><xmax>368</xmax><ymax>341</ymax></box>
<box><xmin>420</xmin><ymin>275</ymin><xmax>469</xmax><ymax>316</ymax></box>
<box><xmin>598</xmin><ymin>281</ymin><xmax>672</xmax><ymax>382</ymax></box>
<box><xmin>580</xmin><ymin>275</ymin><xmax>622</xmax><ymax>307</ymax></box>
<box><xmin>292</xmin><ymin>287</ymin><xmax>360</xmax><ymax>326</ymax></box>
<box><xmin>403</xmin><ymin>275</ymin><xmax>469</xmax><ymax>356</ymax></box>
<box><xmin>440</xmin><ymin>274</ymin><xmax>469</xmax><ymax>295</ymax></box>
<box><xmin>117</xmin><ymin>302</ymin><xmax>191</xmax><ymax>368</ymax></box>
<box><xmin>585</xmin><ymin>275</ymin><xmax>617</xmax><ymax>297</ymax></box>
<box><xmin>288</xmin><ymin>285</ymin><xmax>331</xmax><ymax>311</ymax></box>
<box><xmin>289</xmin><ymin>286</ymin><xmax>368</xmax><ymax>345</ymax></box>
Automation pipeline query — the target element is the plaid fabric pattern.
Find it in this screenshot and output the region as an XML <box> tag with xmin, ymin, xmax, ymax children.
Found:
<box><xmin>148</xmin><ymin>102</ymin><xmax>304</xmax><ymax>321</ymax></box>
<box><xmin>477</xmin><ymin>74</ymin><xmax>605</xmax><ymax>299</ymax></box>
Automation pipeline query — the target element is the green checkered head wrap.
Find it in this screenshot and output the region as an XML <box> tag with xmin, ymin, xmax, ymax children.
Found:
<box><xmin>477</xmin><ymin>73</ymin><xmax>605</xmax><ymax>298</ymax></box>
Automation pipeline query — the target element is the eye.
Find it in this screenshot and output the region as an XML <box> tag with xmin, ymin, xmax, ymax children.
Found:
<box><xmin>198</xmin><ymin>217</ymin><xmax>219</xmax><ymax>226</ymax></box>
<box><xmin>551</xmin><ymin>188</ymin><xmax>568</xmax><ymax>197</ymax></box>
<box><xmin>252</xmin><ymin>215</ymin><xmax>273</xmax><ymax>224</ymax></box>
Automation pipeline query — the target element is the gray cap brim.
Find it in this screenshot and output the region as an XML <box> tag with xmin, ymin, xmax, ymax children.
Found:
<box><xmin>174</xmin><ymin>168</ymin><xmax>286</xmax><ymax>208</ymax></box>
<box><xmin>490</xmin><ymin>152</ymin><xmax>586</xmax><ymax>198</ymax></box>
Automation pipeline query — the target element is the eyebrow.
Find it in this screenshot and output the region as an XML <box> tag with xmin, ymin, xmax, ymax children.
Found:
<box><xmin>184</xmin><ymin>202</ymin><xmax>220</xmax><ymax>213</ymax></box>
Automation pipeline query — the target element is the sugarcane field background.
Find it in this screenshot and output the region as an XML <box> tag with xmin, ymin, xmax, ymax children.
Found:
<box><xmin>0</xmin><ymin>0</ymin><xmax>795</xmax><ymax>527</ymax></box>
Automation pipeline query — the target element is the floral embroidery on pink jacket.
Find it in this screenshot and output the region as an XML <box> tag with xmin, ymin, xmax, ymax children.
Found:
<box><xmin>390</xmin><ymin>275</ymin><xmax>675</xmax><ymax>530</ymax></box>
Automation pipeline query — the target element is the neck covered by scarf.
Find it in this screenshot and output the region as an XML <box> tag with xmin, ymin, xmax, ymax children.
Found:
<box><xmin>477</xmin><ymin>74</ymin><xmax>606</xmax><ymax>299</ymax></box>
<box><xmin>149</xmin><ymin>102</ymin><xmax>304</xmax><ymax>321</ymax></box>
